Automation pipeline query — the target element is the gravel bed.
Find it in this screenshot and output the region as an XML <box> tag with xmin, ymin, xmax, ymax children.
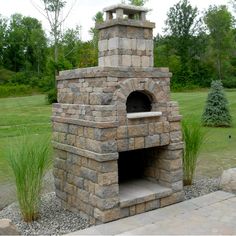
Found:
<box><xmin>184</xmin><ymin>176</ymin><xmax>220</xmax><ymax>200</ymax></box>
<box><xmin>0</xmin><ymin>192</ymin><xmax>89</xmax><ymax>235</ymax></box>
<box><xmin>0</xmin><ymin>177</ymin><xmax>220</xmax><ymax>235</ymax></box>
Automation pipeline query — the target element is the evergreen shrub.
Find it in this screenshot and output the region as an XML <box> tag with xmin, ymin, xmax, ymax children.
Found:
<box><xmin>202</xmin><ymin>80</ymin><xmax>232</xmax><ymax>127</ymax></box>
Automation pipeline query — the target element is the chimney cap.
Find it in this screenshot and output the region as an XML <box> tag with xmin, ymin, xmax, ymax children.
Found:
<box><xmin>103</xmin><ymin>4</ymin><xmax>150</xmax><ymax>15</ymax></box>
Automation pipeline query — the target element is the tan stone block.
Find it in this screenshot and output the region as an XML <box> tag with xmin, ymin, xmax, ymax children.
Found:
<box><xmin>97</xmin><ymin>172</ymin><xmax>118</xmax><ymax>186</ymax></box>
<box><xmin>145</xmin><ymin>199</ymin><xmax>160</xmax><ymax>211</ymax></box>
<box><xmin>108</xmin><ymin>37</ymin><xmax>119</xmax><ymax>50</ymax></box>
<box><xmin>136</xmin><ymin>203</ymin><xmax>145</xmax><ymax>214</ymax></box>
<box><xmin>54</xmin><ymin>158</ymin><xmax>66</xmax><ymax>170</ymax></box>
<box><xmin>75</xmin><ymin>136</ymin><xmax>86</xmax><ymax>149</ymax></box>
<box><xmin>117</xmin><ymin>126</ymin><xmax>128</xmax><ymax>139</ymax></box>
<box><xmin>158</xmin><ymin>158</ymin><xmax>182</xmax><ymax>171</ymax></box>
<box><xmin>66</xmin><ymin>134</ymin><xmax>76</xmax><ymax>146</ymax></box>
<box><xmin>122</xmin><ymin>55</ymin><xmax>131</xmax><ymax>66</ymax></box>
<box><xmin>64</xmin><ymin>183</ymin><xmax>76</xmax><ymax>195</ymax></box>
<box><xmin>128</xmin><ymin>124</ymin><xmax>148</xmax><ymax>137</ymax></box>
<box><xmin>98</xmin><ymin>39</ymin><xmax>108</xmax><ymax>51</ymax></box>
<box><xmin>94</xmin><ymin>208</ymin><xmax>120</xmax><ymax>223</ymax></box>
<box><xmin>120</xmin><ymin>207</ymin><xmax>130</xmax><ymax>218</ymax></box>
<box><xmin>137</xmin><ymin>39</ymin><xmax>146</xmax><ymax>51</ymax></box>
<box><xmin>129</xmin><ymin>138</ymin><xmax>135</xmax><ymax>150</ymax></box>
<box><xmin>95</xmin><ymin>184</ymin><xmax>119</xmax><ymax>198</ymax></box>
<box><xmin>163</xmin><ymin>121</ymin><xmax>170</xmax><ymax>132</ymax></box>
<box><xmin>134</xmin><ymin>137</ymin><xmax>145</xmax><ymax>149</ymax></box>
<box><xmin>68</xmin><ymin>125</ymin><xmax>78</xmax><ymax>135</ymax></box>
<box><xmin>94</xmin><ymin>128</ymin><xmax>116</xmax><ymax>141</ymax></box>
<box><xmin>131</xmin><ymin>55</ymin><xmax>141</xmax><ymax>67</ymax></box>
<box><xmin>170</xmin><ymin>122</ymin><xmax>181</xmax><ymax>131</ymax></box>
<box><xmin>170</xmin><ymin>131</ymin><xmax>183</xmax><ymax>143</ymax></box>
<box><xmin>160</xmin><ymin>192</ymin><xmax>184</xmax><ymax>207</ymax></box>
<box><xmin>58</xmin><ymin>132</ymin><xmax>66</xmax><ymax>143</ymax></box>
<box><xmin>77</xmin><ymin>188</ymin><xmax>90</xmax><ymax>203</ymax></box>
<box><xmin>159</xmin><ymin>169</ymin><xmax>183</xmax><ymax>183</ymax></box>
<box><xmin>131</xmin><ymin>38</ymin><xmax>137</xmax><ymax>50</ymax></box>
<box><xmin>52</xmin><ymin>132</ymin><xmax>59</xmax><ymax>142</ymax></box>
<box><xmin>90</xmin><ymin>195</ymin><xmax>119</xmax><ymax>210</ymax></box>
<box><xmin>83</xmin><ymin>127</ymin><xmax>94</xmax><ymax>139</ymax></box>
<box><xmin>76</xmin><ymin>198</ymin><xmax>94</xmax><ymax>216</ymax></box>
<box><xmin>141</xmin><ymin>56</ymin><xmax>150</xmax><ymax>67</ymax></box>
<box><xmin>155</xmin><ymin>122</ymin><xmax>164</xmax><ymax>133</ymax></box>
<box><xmin>129</xmin><ymin>206</ymin><xmax>136</xmax><ymax>216</ymax></box>
<box><xmin>117</xmin><ymin>139</ymin><xmax>129</xmax><ymax>152</ymax></box>
<box><xmin>171</xmin><ymin>181</ymin><xmax>183</xmax><ymax>192</ymax></box>
<box><xmin>98</xmin><ymin>57</ymin><xmax>105</xmax><ymax>67</ymax></box>
<box><xmin>145</xmin><ymin>135</ymin><xmax>160</xmax><ymax>148</ymax></box>
<box><xmin>53</xmin><ymin>168</ymin><xmax>66</xmax><ymax>180</ymax></box>
<box><xmin>110</xmin><ymin>55</ymin><xmax>119</xmax><ymax>66</ymax></box>
<box><xmin>120</xmin><ymin>38</ymin><xmax>132</xmax><ymax>50</ymax></box>
<box><xmin>145</xmin><ymin>40</ymin><xmax>153</xmax><ymax>51</ymax></box>
<box><xmin>160</xmin><ymin>133</ymin><xmax>170</xmax><ymax>146</ymax></box>
<box><xmin>84</xmin><ymin>180</ymin><xmax>95</xmax><ymax>194</ymax></box>
<box><xmin>149</xmin><ymin>123</ymin><xmax>155</xmax><ymax>135</ymax></box>
<box><xmin>100</xmin><ymin>161</ymin><xmax>118</xmax><ymax>173</ymax></box>
<box><xmin>80</xmin><ymin>167</ymin><xmax>97</xmax><ymax>183</ymax></box>
<box><xmin>68</xmin><ymin>195</ymin><xmax>77</xmax><ymax>207</ymax></box>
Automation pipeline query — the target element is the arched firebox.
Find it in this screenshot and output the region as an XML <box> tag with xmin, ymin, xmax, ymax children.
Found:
<box><xmin>126</xmin><ymin>91</ymin><xmax>152</xmax><ymax>113</ymax></box>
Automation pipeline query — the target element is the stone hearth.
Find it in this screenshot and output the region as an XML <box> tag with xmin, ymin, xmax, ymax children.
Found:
<box><xmin>52</xmin><ymin>4</ymin><xmax>184</xmax><ymax>225</ymax></box>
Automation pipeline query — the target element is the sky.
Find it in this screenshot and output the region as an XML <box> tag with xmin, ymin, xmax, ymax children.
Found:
<box><xmin>0</xmin><ymin>0</ymin><xmax>231</xmax><ymax>41</ymax></box>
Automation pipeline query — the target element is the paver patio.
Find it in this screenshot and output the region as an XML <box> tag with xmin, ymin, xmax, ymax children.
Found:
<box><xmin>68</xmin><ymin>191</ymin><xmax>236</xmax><ymax>235</ymax></box>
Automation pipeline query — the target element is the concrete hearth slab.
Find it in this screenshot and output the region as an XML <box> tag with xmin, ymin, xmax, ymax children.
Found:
<box><xmin>67</xmin><ymin>191</ymin><xmax>236</xmax><ymax>235</ymax></box>
<box><xmin>119</xmin><ymin>179</ymin><xmax>172</xmax><ymax>207</ymax></box>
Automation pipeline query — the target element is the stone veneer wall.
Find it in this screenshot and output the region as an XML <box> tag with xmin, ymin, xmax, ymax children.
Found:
<box><xmin>52</xmin><ymin>67</ymin><xmax>184</xmax><ymax>225</ymax></box>
<box><xmin>97</xmin><ymin>19</ymin><xmax>154</xmax><ymax>67</ymax></box>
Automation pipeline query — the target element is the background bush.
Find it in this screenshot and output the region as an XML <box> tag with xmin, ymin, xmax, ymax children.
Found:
<box><xmin>47</xmin><ymin>88</ymin><xmax>57</xmax><ymax>104</ymax></box>
<box><xmin>222</xmin><ymin>77</ymin><xmax>236</xmax><ymax>88</ymax></box>
<box><xmin>0</xmin><ymin>85</ymin><xmax>37</xmax><ymax>98</ymax></box>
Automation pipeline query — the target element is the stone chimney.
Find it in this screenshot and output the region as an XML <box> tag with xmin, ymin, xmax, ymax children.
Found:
<box><xmin>97</xmin><ymin>4</ymin><xmax>154</xmax><ymax>67</ymax></box>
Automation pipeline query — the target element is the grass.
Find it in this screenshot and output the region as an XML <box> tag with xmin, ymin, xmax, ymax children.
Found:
<box><xmin>0</xmin><ymin>95</ymin><xmax>51</xmax><ymax>183</ymax></box>
<box><xmin>182</xmin><ymin>121</ymin><xmax>205</xmax><ymax>185</ymax></box>
<box><xmin>0</xmin><ymin>91</ymin><xmax>236</xmax><ymax>183</ymax></box>
<box><xmin>172</xmin><ymin>89</ymin><xmax>236</xmax><ymax>177</ymax></box>
<box><xmin>7</xmin><ymin>133</ymin><xmax>52</xmax><ymax>222</ymax></box>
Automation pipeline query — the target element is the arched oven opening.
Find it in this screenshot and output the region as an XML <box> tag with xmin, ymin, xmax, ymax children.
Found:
<box><xmin>126</xmin><ymin>91</ymin><xmax>152</xmax><ymax>113</ymax></box>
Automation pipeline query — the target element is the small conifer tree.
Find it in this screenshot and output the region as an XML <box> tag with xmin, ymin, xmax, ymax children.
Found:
<box><xmin>202</xmin><ymin>80</ymin><xmax>232</xmax><ymax>127</ymax></box>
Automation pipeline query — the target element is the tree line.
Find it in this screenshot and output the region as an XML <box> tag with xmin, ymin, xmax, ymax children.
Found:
<box><xmin>0</xmin><ymin>0</ymin><xmax>235</xmax><ymax>99</ymax></box>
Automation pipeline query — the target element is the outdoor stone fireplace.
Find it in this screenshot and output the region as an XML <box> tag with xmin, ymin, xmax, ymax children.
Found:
<box><xmin>52</xmin><ymin>4</ymin><xmax>184</xmax><ymax>225</ymax></box>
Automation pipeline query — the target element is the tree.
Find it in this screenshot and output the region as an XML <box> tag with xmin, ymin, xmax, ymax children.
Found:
<box><xmin>202</xmin><ymin>80</ymin><xmax>232</xmax><ymax>127</ymax></box>
<box><xmin>165</xmin><ymin>0</ymin><xmax>202</xmax><ymax>85</ymax></box>
<box><xmin>204</xmin><ymin>5</ymin><xmax>235</xmax><ymax>80</ymax></box>
<box><xmin>89</xmin><ymin>12</ymin><xmax>104</xmax><ymax>66</ymax></box>
<box><xmin>3</xmin><ymin>14</ymin><xmax>47</xmax><ymax>74</ymax></box>
<box><xmin>0</xmin><ymin>15</ymin><xmax>7</xmax><ymax>67</ymax></box>
<box><xmin>128</xmin><ymin>0</ymin><xmax>148</xmax><ymax>6</ymax></box>
<box><xmin>40</xmin><ymin>0</ymin><xmax>66</xmax><ymax>65</ymax></box>
<box><xmin>90</xmin><ymin>12</ymin><xmax>104</xmax><ymax>47</ymax></box>
<box><xmin>61</xmin><ymin>26</ymin><xmax>81</xmax><ymax>68</ymax></box>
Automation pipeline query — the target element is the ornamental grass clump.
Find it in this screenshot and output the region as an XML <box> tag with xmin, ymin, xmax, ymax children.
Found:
<box><xmin>182</xmin><ymin>121</ymin><xmax>205</xmax><ymax>186</ymax></box>
<box><xmin>6</xmin><ymin>133</ymin><xmax>52</xmax><ymax>222</ymax></box>
<box><xmin>202</xmin><ymin>80</ymin><xmax>232</xmax><ymax>127</ymax></box>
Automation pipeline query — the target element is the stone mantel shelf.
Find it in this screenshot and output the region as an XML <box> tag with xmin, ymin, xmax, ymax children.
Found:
<box><xmin>127</xmin><ymin>111</ymin><xmax>162</xmax><ymax>119</ymax></box>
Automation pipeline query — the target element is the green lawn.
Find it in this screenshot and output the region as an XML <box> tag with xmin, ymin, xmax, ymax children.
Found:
<box><xmin>172</xmin><ymin>90</ymin><xmax>236</xmax><ymax>177</ymax></box>
<box><xmin>0</xmin><ymin>95</ymin><xmax>52</xmax><ymax>182</ymax></box>
<box><xmin>0</xmin><ymin>91</ymin><xmax>236</xmax><ymax>183</ymax></box>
